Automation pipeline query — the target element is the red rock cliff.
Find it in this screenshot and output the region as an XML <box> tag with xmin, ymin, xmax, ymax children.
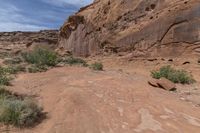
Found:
<box><xmin>59</xmin><ymin>0</ymin><xmax>200</xmax><ymax>57</ymax></box>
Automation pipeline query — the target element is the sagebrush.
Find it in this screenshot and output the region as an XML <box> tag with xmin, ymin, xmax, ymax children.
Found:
<box><xmin>22</xmin><ymin>48</ymin><xmax>58</xmax><ymax>66</ymax></box>
<box><xmin>0</xmin><ymin>88</ymin><xmax>43</xmax><ymax>127</ymax></box>
<box><xmin>90</xmin><ymin>62</ymin><xmax>103</xmax><ymax>71</ymax></box>
<box><xmin>0</xmin><ymin>66</ymin><xmax>12</xmax><ymax>86</ymax></box>
<box><xmin>62</xmin><ymin>56</ymin><xmax>88</xmax><ymax>66</ymax></box>
<box><xmin>151</xmin><ymin>65</ymin><xmax>195</xmax><ymax>84</ymax></box>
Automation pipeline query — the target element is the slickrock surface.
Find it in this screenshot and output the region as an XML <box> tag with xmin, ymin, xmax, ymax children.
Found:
<box><xmin>0</xmin><ymin>30</ymin><xmax>58</xmax><ymax>55</ymax></box>
<box><xmin>59</xmin><ymin>0</ymin><xmax>200</xmax><ymax>57</ymax></box>
<box><xmin>2</xmin><ymin>58</ymin><xmax>200</xmax><ymax>133</ymax></box>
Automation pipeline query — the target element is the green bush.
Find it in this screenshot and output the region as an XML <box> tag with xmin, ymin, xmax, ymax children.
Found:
<box><xmin>0</xmin><ymin>87</ymin><xmax>11</xmax><ymax>99</ymax></box>
<box><xmin>0</xmin><ymin>67</ymin><xmax>12</xmax><ymax>86</ymax></box>
<box><xmin>63</xmin><ymin>56</ymin><xmax>87</xmax><ymax>66</ymax></box>
<box><xmin>90</xmin><ymin>62</ymin><xmax>103</xmax><ymax>71</ymax></box>
<box><xmin>0</xmin><ymin>65</ymin><xmax>26</xmax><ymax>86</ymax></box>
<box><xmin>27</xmin><ymin>65</ymin><xmax>48</xmax><ymax>73</ymax></box>
<box><xmin>3</xmin><ymin>57</ymin><xmax>23</xmax><ymax>65</ymax></box>
<box><xmin>0</xmin><ymin>88</ymin><xmax>43</xmax><ymax>127</ymax></box>
<box><xmin>0</xmin><ymin>52</ymin><xmax>9</xmax><ymax>59</ymax></box>
<box><xmin>151</xmin><ymin>65</ymin><xmax>195</xmax><ymax>84</ymax></box>
<box><xmin>5</xmin><ymin>65</ymin><xmax>26</xmax><ymax>74</ymax></box>
<box><xmin>0</xmin><ymin>76</ymin><xmax>11</xmax><ymax>86</ymax></box>
<box><xmin>22</xmin><ymin>48</ymin><xmax>58</xmax><ymax>66</ymax></box>
<box><xmin>0</xmin><ymin>98</ymin><xmax>43</xmax><ymax>127</ymax></box>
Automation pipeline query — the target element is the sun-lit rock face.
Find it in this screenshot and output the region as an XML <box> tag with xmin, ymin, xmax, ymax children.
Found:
<box><xmin>59</xmin><ymin>0</ymin><xmax>200</xmax><ymax>57</ymax></box>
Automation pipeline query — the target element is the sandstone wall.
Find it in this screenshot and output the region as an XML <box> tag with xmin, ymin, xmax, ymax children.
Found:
<box><xmin>59</xmin><ymin>0</ymin><xmax>200</xmax><ymax>58</ymax></box>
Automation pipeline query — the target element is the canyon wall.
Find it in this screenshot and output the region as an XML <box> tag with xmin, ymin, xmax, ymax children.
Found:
<box><xmin>59</xmin><ymin>0</ymin><xmax>200</xmax><ymax>58</ymax></box>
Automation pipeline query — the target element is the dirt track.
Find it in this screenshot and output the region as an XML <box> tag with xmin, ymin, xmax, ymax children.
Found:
<box><xmin>2</xmin><ymin>57</ymin><xmax>200</xmax><ymax>133</ymax></box>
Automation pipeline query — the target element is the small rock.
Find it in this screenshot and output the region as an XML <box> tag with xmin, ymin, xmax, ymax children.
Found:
<box><xmin>148</xmin><ymin>79</ymin><xmax>159</xmax><ymax>87</ymax></box>
<box><xmin>180</xmin><ymin>97</ymin><xmax>186</xmax><ymax>101</ymax></box>
<box><xmin>157</xmin><ymin>78</ymin><xmax>176</xmax><ymax>91</ymax></box>
<box><xmin>56</xmin><ymin>63</ymin><xmax>65</xmax><ymax>67</ymax></box>
<box><xmin>148</xmin><ymin>78</ymin><xmax>176</xmax><ymax>91</ymax></box>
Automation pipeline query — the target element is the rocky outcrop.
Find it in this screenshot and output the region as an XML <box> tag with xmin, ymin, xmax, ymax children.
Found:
<box><xmin>59</xmin><ymin>0</ymin><xmax>200</xmax><ymax>57</ymax></box>
<box><xmin>0</xmin><ymin>30</ymin><xmax>58</xmax><ymax>55</ymax></box>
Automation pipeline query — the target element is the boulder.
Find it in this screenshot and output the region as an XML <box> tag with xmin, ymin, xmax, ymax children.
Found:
<box><xmin>157</xmin><ymin>78</ymin><xmax>176</xmax><ymax>91</ymax></box>
<box><xmin>148</xmin><ymin>78</ymin><xmax>176</xmax><ymax>91</ymax></box>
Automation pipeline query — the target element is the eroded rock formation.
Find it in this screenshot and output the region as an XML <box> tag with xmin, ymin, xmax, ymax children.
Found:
<box><xmin>0</xmin><ymin>30</ymin><xmax>58</xmax><ymax>55</ymax></box>
<box><xmin>59</xmin><ymin>0</ymin><xmax>200</xmax><ymax>57</ymax></box>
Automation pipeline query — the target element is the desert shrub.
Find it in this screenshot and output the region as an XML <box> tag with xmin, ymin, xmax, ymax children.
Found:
<box><xmin>151</xmin><ymin>65</ymin><xmax>195</xmax><ymax>84</ymax></box>
<box><xmin>3</xmin><ymin>57</ymin><xmax>23</xmax><ymax>65</ymax></box>
<box><xmin>5</xmin><ymin>65</ymin><xmax>26</xmax><ymax>74</ymax></box>
<box><xmin>0</xmin><ymin>67</ymin><xmax>12</xmax><ymax>86</ymax></box>
<box><xmin>63</xmin><ymin>56</ymin><xmax>87</xmax><ymax>66</ymax></box>
<box><xmin>0</xmin><ymin>76</ymin><xmax>11</xmax><ymax>86</ymax></box>
<box><xmin>0</xmin><ymin>65</ymin><xmax>26</xmax><ymax>85</ymax></box>
<box><xmin>27</xmin><ymin>65</ymin><xmax>48</xmax><ymax>73</ymax></box>
<box><xmin>22</xmin><ymin>48</ymin><xmax>58</xmax><ymax>66</ymax></box>
<box><xmin>0</xmin><ymin>88</ymin><xmax>43</xmax><ymax>127</ymax></box>
<box><xmin>90</xmin><ymin>62</ymin><xmax>103</xmax><ymax>71</ymax></box>
<box><xmin>0</xmin><ymin>87</ymin><xmax>12</xmax><ymax>99</ymax></box>
<box><xmin>0</xmin><ymin>98</ymin><xmax>43</xmax><ymax>127</ymax></box>
<box><xmin>0</xmin><ymin>53</ymin><xmax>9</xmax><ymax>59</ymax></box>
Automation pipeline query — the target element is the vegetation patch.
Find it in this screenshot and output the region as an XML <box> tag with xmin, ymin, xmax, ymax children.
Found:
<box><xmin>19</xmin><ymin>48</ymin><xmax>89</xmax><ymax>72</ymax></box>
<box><xmin>27</xmin><ymin>65</ymin><xmax>48</xmax><ymax>73</ymax></box>
<box><xmin>0</xmin><ymin>65</ymin><xmax>27</xmax><ymax>86</ymax></box>
<box><xmin>22</xmin><ymin>48</ymin><xmax>58</xmax><ymax>67</ymax></box>
<box><xmin>4</xmin><ymin>65</ymin><xmax>26</xmax><ymax>74</ymax></box>
<box><xmin>151</xmin><ymin>65</ymin><xmax>195</xmax><ymax>84</ymax></box>
<box><xmin>90</xmin><ymin>62</ymin><xmax>103</xmax><ymax>71</ymax></box>
<box><xmin>3</xmin><ymin>57</ymin><xmax>23</xmax><ymax>65</ymax></box>
<box><xmin>62</xmin><ymin>56</ymin><xmax>88</xmax><ymax>66</ymax></box>
<box><xmin>0</xmin><ymin>64</ymin><xmax>44</xmax><ymax>127</ymax></box>
<box><xmin>0</xmin><ymin>52</ymin><xmax>10</xmax><ymax>59</ymax></box>
<box><xmin>0</xmin><ymin>65</ymin><xmax>44</xmax><ymax>128</ymax></box>
<box><xmin>0</xmin><ymin>67</ymin><xmax>13</xmax><ymax>86</ymax></box>
<box><xmin>0</xmin><ymin>88</ymin><xmax>43</xmax><ymax>127</ymax></box>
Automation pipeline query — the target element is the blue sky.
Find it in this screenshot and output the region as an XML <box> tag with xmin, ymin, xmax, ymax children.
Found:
<box><xmin>0</xmin><ymin>0</ymin><xmax>92</xmax><ymax>31</ymax></box>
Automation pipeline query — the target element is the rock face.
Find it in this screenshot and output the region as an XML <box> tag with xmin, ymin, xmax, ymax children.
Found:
<box><xmin>59</xmin><ymin>0</ymin><xmax>200</xmax><ymax>57</ymax></box>
<box><xmin>0</xmin><ymin>30</ymin><xmax>58</xmax><ymax>55</ymax></box>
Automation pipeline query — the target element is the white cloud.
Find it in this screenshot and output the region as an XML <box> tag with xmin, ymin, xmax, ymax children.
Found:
<box><xmin>0</xmin><ymin>0</ymin><xmax>93</xmax><ymax>31</ymax></box>
<box><xmin>0</xmin><ymin>4</ymin><xmax>20</xmax><ymax>22</ymax></box>
<box><xmin>0</xmin><ymin>2</ymin><xmax>47</xmax><ymax>31</ymax></box>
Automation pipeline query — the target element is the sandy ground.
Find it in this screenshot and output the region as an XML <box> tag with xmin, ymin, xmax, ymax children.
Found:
<box><xmin>1</xmin><ymin>56</ymin><xmax>200</xmax><ymax>133</ymax></box>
